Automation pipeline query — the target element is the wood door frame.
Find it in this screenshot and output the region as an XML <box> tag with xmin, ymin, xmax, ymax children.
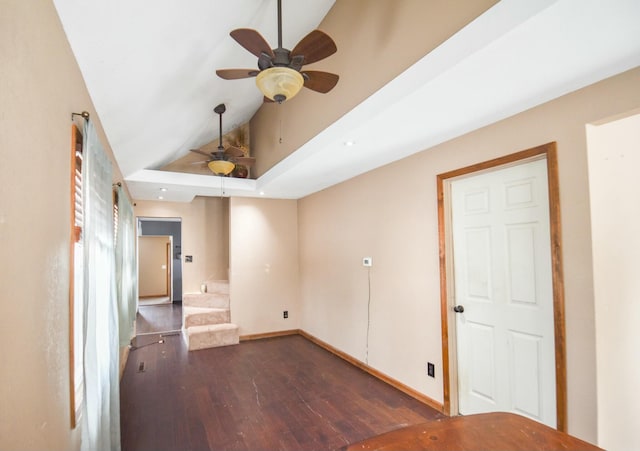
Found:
<box><xmin>437</xmin><ymin>142</ymin><xmax>567</xmax><ymax>431</ymax></box>
<box><xmin>166</xmin><ymin>240</ymin><xmax>172</xmax><ymax>301</ymax></box>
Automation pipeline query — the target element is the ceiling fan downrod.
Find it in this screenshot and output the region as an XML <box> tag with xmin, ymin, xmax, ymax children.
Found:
<box><xmin>277</xmin><ymin>0</ymin><xmax>283</xmax><ymax>49</ymax></box>
<box><xmin>214</xmin><ymin>103</ymin><xmax>226</xmax><ymax>153</ymax></box>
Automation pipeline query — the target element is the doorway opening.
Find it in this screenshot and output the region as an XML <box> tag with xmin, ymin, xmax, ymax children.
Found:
<box><xmin>136</xmin><ymin>217</ymin><xmax>183</xmax><ymax>335</ymax></box>
<box><xmin>437</xmin><ymin>142</ymin><xmax>567</xmax><ymax>431</ymax></box>
<box><xmin>138</xmin><ymin>235</ymin><xmax>172</xmax><ymax>305</ymax></box>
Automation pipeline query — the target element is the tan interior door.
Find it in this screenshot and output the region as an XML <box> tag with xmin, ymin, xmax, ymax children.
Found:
<box><xmin>138</xmin><ymin>235</ymin><xmax>170</xmax><ymax>297</ymax></box>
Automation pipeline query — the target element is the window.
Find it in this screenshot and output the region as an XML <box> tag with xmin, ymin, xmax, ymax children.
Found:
<box><xmin>69</xmin><ymin>124</ymin><xmax>84</xmax><ymax>428</ymax></box>
<box><xmin>113</xmin><ymin>188</ymin><xmax>119</xmax><ymax>245</ymax></box>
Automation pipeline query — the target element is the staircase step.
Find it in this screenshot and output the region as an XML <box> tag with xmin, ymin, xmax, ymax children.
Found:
<box><xmin>205</xmin><ymin>280</ymin><xmax>229</xmax><ymax>294</ymax></box>
<box><xmin>183</xmin><ymin>292</ymin><xmax>229</xmax><ymax>309</ymax></box>
<box><xmin>184</xmin><ymin>323</ymin><xmax>239</xmax><ymax>351</ymax></box>
<box><xmin>183</xmin><ymin>306</ymin><xmax>230</xmax><ymax>328</ymax></box>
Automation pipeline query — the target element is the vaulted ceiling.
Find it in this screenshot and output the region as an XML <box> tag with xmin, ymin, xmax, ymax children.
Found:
<box><xmin>54</xmin><ymin>0</ymin><xmax>640</xmax><ymax>202</ymax></box>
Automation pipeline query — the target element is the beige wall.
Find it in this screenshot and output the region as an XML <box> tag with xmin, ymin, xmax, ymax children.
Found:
<box><xmin>586</xmin><ymin>112</ymin><xmax>640</xmax><ymax>450</ymax></box>
<box><xmin>0</xmin><ymin>0</ymin><xmax>122</xmax><ymax>448</ymax></box>
<box><xmin>298</xmin><ymin>67</ymin><xmax>640</xmax><ymax>443</ymax></box>
<box><xmin>134</xmin><ymin>197</ymin><xmax>229</xmax><ymax>293</ymax></box>
<box><xmin>229</xmin><ymin>198</ymin><xmax>300</xmax><ymax>335</ymax></box>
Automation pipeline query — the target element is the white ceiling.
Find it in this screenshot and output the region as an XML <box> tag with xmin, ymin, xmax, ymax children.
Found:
<box><xmin>54</xmin><ymin>0</ymin><xmax>640</xmax><ymax>202</ymax></box>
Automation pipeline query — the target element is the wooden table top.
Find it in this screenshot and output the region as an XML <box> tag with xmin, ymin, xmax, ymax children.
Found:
<box><xmin>343</xmin><ymin>412</ymin><xmax>602</xmax><ymax>451</ymax></box>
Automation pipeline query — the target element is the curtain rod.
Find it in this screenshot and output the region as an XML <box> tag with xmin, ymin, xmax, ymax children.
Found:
<box><xmin>71</xmin><ymin>111</ymin><xmax>90</xmax><ymax>121</ymax></box>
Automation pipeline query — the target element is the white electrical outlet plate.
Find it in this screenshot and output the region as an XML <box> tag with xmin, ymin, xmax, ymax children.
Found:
<box><xmin>363</xmin><ymin>257</ymin><xmax>372</xmax><ymax>267</ymax></box>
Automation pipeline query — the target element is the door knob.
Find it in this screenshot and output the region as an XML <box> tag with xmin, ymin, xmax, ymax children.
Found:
<box><xmin>453</xmin><ymin>305</ymin><xmax>465</xmax><ymax>313</ymax></box>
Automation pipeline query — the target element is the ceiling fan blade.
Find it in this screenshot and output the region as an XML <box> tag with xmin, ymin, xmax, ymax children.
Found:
<box><xmin>216</xmin><ymin>69</ymin><xmax>259</xmax><ymax>80</ymax></box>
<box><xmin>224</xmin><ymin>146</ymin><xmax>245</xmax><ymax>158</ymax></box>
<box><xmin>302</xmin><ymin>71</ymin><xmax>339</xmax><ymax>93</ymax></box>
<box><xmin>291</xmin><ymin>30</ymin><xmax>337</xmax><ymax>65</ymax></box>
<box><xmin>190</xmin><ymin>149</ymin><xmax>213</xmax><ymax>158</ymax></box>
<box><xmin>230</xmin><ymin>28</ymin><xmax>275</xmax><ymax>59</ymax></box>
<box><xmin>189</xmin><ymin>160</ymin><xmax>209</xmax><ymax>165</ymax></box>
<box><xmin>234</xmin><ymin>157</ymin><xmax>256</xmax><ymax>167</ymax></box>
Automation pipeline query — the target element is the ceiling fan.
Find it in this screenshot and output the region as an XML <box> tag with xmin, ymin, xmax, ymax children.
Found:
<box><xmin>190</xmin><ymin>104</ymin><xmax>255</xmax><ymax>176</ymax></box>
<box><xmin>216</xmin><ymin>0</ymin><xmax>339</xmax><ymax>103</ymax></box>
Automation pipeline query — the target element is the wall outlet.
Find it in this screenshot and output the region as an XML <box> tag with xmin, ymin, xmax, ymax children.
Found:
<box><xmin>283</xmin><ymin>310</ymin><xmax>288</xmax><ymax>319</ymax></box>
<box><xmin>427</xmin><ymin>362</ymin><xmax>435</xmax><ymax>378</ymax></box>
<box><xmin>362</xmin><ymin>257</ymin><xmax>372</xmax><ymax>267</ymax></box>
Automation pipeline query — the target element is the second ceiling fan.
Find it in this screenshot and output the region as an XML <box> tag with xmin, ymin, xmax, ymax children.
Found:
<box><xmin>190</xmin><ymin>103</ymin><xmax>255</xmax><ymax>176</ymax></box>
<box><xmin>216</xmin><ymin>0</ymin><xmax>339</xmax><ymax>103</ymax></box>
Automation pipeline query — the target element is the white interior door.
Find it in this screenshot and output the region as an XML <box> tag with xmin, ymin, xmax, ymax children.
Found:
<box><xmin>451</xmin><ymin>157</ymin><xmax>556</xmax><ymax>427</ymax></box>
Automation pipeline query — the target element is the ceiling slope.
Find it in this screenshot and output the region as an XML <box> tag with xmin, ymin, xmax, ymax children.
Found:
<box><xmin>54</xmin><ymin>0</ymin><xmax>335</xmax><ymax>177</ymax></box>
<box><xmin>56</xmin><ymin>0</ymin><xmax>640</xmax><ymax>202</ymax></box>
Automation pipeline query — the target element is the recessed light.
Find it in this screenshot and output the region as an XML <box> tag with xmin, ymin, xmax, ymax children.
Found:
<box><xmin>259</xmin><ymin>191</ymin><xmax>265</xmax><ymax>196</ymax></box>
<box><xmin>158</xmin><ymin>196</ymin><xmax>164</xmax><ymax>200</ymax></box>
<box><xmin>344</xmin><ymin>140</ymin><xmax>355</xmax><ymax>146</ymax></box>
<box><xmin>160</xmin><ymin>188</ymin><xmax>168</xmax><ymax>192</ymax></box>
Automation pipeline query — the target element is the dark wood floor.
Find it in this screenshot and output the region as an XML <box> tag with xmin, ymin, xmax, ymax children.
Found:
<box><xmin>135</xmin><ymin>303</ymin><xmax>182</xmax><ymax>334</ymax></box>
<box><xmin>120</xmin><ymin>334</ymin><xmax>444</xmax><ymax>451</ymax></box>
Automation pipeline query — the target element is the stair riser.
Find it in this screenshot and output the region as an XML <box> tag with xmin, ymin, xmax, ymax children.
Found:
<box><xmin>183</xmin><ymin>293</ymin><xmax>229</xmax><ymax>309</ymax></box>
<box><xmin>205</xmin><ymin>280</ymin><xmax>229</xmax><ymax>294</ymax></box>
<box><xmin>184</xmin><ymin>328</ymin><xmax>239</xmax><ymax>350</ymax></box>
<box><xmin>184</xmin><ymin>311</ymin><xmax>230</xmax><ymax>328</ymax></box>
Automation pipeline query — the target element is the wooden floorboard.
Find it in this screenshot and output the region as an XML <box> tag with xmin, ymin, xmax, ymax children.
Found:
<box><xmin>135</xmin><ymin>303</ymin><xmax>182</xmax><ymax>335</ymax></box>
<box><xmin>120</xmin><ymin>334</ymin><xmax>444</xmax><ymax>451</ymax></box>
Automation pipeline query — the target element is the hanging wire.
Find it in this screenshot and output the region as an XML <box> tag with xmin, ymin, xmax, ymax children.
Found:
<box><xmin>365</xmin><ymin>266</ymin><xmax>372</xmax><ymax>364</ymax></box>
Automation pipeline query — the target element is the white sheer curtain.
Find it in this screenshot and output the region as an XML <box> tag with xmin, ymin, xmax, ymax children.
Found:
<box><xmin>81</xmin><ymin>120</ymin><xmax>121</xmax><ymax>451</ymax></box>
<box><xmin>115</xmin><ymin>185</ymin><xmax>137</xmax><ymax>346</ymax></box>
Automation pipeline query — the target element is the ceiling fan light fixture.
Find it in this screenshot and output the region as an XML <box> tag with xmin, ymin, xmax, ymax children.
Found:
<box><xmin>208</xmin><ymin>160</ymin><xmax>235</xmax><ymax>175</ymax></box>
<box><xmin>256</xmin><ymin>67</ymin><xmax>304</xmax><ymax>103</ymax></box>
